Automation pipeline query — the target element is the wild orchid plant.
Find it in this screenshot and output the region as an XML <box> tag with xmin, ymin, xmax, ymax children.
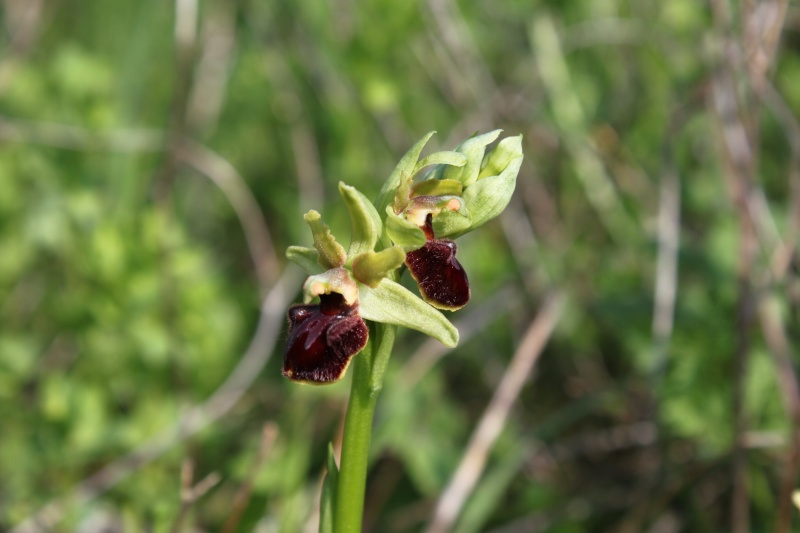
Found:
<box><xmin>282</xmin><ymin>130</ymin><xmax>523</xmax><ymax>533</ymax></box>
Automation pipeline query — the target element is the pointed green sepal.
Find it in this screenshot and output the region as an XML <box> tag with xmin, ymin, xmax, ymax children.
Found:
<box><xmin>412</xmin><ymin>151</ymin><xmax>467</xmax><ymax>176</ymax></box>
<box><xmin>432</xmin><ymin>208</ymin><xmax>473</xmax><ymax>238</ymax></box>
<box><xmin>303</xmin><ymin>267</ymin><xmax>359</xmax><ymax>305</ymax></box>
<box><xmin>319</xmin><ymin>442</ymin><xmax>338</xmax><ymax>533</ymax></box>
<box><xmin>359</xmin><ymin>278</ymin><xmax>459</xmax><ymax>348</ymax></box>
<box><xmin>456</xmin><ymin>137</ymin><xmax>523</xmax><ymax>237</ymax></box>
<box><xmin>444</xmin><ymin>129</ymin><xmax>503</xmax><ymax>186</ymax></box>
<box><xmin>410</xmin><ymin>178</ymin><xmax>463</xmax><ymax>198</ymax></box>
<box><xmin>304</xmin><ymin>210</ymin><xmax>348</xmax><ymax>270</ymax></box>
<box><xmin>339</xmin><ymin>182</ymin><xmax>382</xmax><ymax>259</ymax></box>
<box><xmin>352</xmin><ymin>247</ymin><xmax>406</xmax><ymax>288</ymax></box>
<box><xmin>385</xmin><ymin>206</ymin><xmax>426</xmax><ymax>251</ymax></box>
<box><xmin>393</xmin><ymin>172</ymin><xmax>414</xmax><ymax>214</ymax></box>
<box><xmin>286</xmin><ymin>245</ymin><xmax>326</xmax><ymax>275</ymax></box>
<box><xmin>375</xmin><ymin>131</ymin><xmax>436</xmax><ymax>215</ymax></box>
<box><xmin>478</xmin><ymin>134</ymin><xmax>523</xmax><ymax>180</ymax></box>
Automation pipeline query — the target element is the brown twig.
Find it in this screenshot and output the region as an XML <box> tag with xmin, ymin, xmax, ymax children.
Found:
<box><xmin>424</xmin><ymin>291</ymin><xmax>566</xmax><ymax>533</ymax></box>
<box><xmin>758</xmin><ymin>294</ymin><xmax>800</xmax><ymax>533</ymax></box>
<box><xmin>710</xmin><ymin>59</ymin><xmax>758</xmax><ymax>533</ymax></box>
<box><xmin>178</xmin><ymin>140</ymin><xmax>281</xmax><ymax>293</ymax></box>
<box><xmin>170</xmin><ymin>459</ymin><xmax>222</xmax><ymax>533</ymax></box>
<box><xmin>186</xmin><ymin>0</ymin><xmax>236</xmax><ymax>134</ymax></box>
<box><xmin>221</xmin><ymin>423</ymin><xmax>280</xmax><ymax>533</ymax></box>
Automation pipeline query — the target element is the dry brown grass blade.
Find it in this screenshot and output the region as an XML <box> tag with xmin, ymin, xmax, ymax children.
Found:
<box><xmin>425</xmin><ymin>291</ymin><xmax>566</xmax><ymax>533</ymax></box>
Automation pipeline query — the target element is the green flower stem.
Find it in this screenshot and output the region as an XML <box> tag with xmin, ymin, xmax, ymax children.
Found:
<box><xmin>334</xmin><ymin>323</ymin><xmax>396</xmax><ymax>533</ymax></box>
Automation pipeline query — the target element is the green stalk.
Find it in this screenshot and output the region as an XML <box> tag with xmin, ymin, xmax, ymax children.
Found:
<box><xmin>334</xmin><ymin>323</ymin><xmax>396</xmax><ymax>533</ymax></box>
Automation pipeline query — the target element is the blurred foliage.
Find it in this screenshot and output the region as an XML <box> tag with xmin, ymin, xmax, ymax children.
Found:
<box><xmin>1</xmin><ymin>0</ymin><xmax>799</xmax><ymax>532</ymax></box>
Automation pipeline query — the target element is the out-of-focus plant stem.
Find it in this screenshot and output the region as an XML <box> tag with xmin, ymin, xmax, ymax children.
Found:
<box><xmin>334</xmin><ymin>323</ymin><xmax>396</xmax><ymax>533</ymax></box>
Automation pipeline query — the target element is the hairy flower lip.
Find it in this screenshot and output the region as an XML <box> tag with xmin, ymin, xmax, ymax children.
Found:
<box><xmin>283</xmin><ymin>292</ymin><xmax>369</xmax><ymax>384</ymax></box>
<box><xmin>404</xmin><ymin>215</ymin><xmax>470</xmax><ymax>311</ymax></box>
<box><xmin>405</xmin><ymin>238</ymin><xmax>470</xmax><ymax>311</ymax></box>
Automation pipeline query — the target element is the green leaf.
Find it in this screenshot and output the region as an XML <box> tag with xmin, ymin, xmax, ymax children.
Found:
<box><xmin>375</xmin><ymin>131</ymin><xmax>436</xmax><ymax>215</ymax></box>
<box><xmin>352</xmin><ymin>246</ymin><xmax>406</xmax><ymax>288</ymax></box>
<box><xmin>410</xmin><ymin>178</ymin><xmax>463</xmax><ymax>198</ymax></box>
<box><xmin>359</xmin><ymin>278</ymin><xmax>459</xmax><ymax>348</ymax></box>
<box><xmin>385</xmin><ymin>207</ymin><xmax>426</xmax><ymax>251</ymax></box>
<box><xmin>339</xmin><ymin>182</ymin><xmax>382</xmax><ymax>259</ymax></box>
<box><xmin>304</xmin><ymin>210</ymin><xmax>348</xmax><ymax>269</ymax></box>
<box><xmin>319</xmin><ymin>442</ymin><xmax>339</xmax><ymax>533</ymax></box>
<box><xmin>478</xmin><ymin>135</ymin><xmax>523</xmax><ymax>180</ymax></box>
<box><xmin>443</xmin><ymin>129</ymin><xmax>503</xmax><ymax>186</ymax></box>
<box><xmin>286</xmin><ymin>246</ymin><xmax>325</xmax><ymax>275</ymax></box>
<box><xmin>412</xmin><ymin>151</ymin><xmax>466</xmax><ymax>176</ymax></box>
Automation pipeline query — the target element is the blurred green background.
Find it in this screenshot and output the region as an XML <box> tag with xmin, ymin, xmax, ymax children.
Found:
<box><xmin>2</xmin><ymin>0</ymin><xmax>800</xmax><ymax>531</ymax></box>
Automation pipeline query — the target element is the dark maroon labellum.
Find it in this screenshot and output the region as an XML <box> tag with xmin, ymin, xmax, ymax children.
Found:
<box><xmin>283</xmin><ymin>292</ymin><xmax>369</xmax><ymax>384</ymax></box>
<box><xmin>406</xmin><ymin>238</ymin><xmax>470</xmax><ymax>311</ymax></box>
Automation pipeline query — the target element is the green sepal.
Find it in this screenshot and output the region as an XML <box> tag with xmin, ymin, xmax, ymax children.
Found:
<box><xmin>454</xmin><ymin>137</ymin><xmax>523</xmax><ymax>237</ymax></box>
<box><xmin>443</xmin><ymin>129</ymin><xmax>503</xmax><ymax>186</ymax></box>
<box><xmin>352</xmin><ymin>247</ymin><xmax>406</xmax><ymax>288</ymax></box>
<box><xmin>304</xmin><ymin>210</ymin><xmax>348</xmax><ymax>270</ymax></box>
<box><xmin>359</xmin><ymin>278</ymin><xmax>459</xmax><ymax>348</ymax></box>
<box><xmin>319</xmin><ymin>442</ymin><xmax>339</xmax><ymax>533</ymax></box>
<box><xmin>385</xmin><ymin>206</ymin><xmax>426</xmax><ymax>251</ymax></box>
<box><xmin>432</xmin><ymin>208</ymin><xmax>472</xmax><ymax>239</ymax></box>
<box><xmin>479</xmin><ymin>134</ymin><xmax>523</xmax><ymax>180</ymax></box>
<box><xmin>410</xmin><ymin>178</ymin><xmax>463</xmax><ymax>198</ymax></box>
<box><xmin>286</xmin><ymin>246</ymin><xmax>325</xmax><ymax>275</ymax></box>
<box><xmin>393</xmin><ymin>172</ymin><xmax>414</xmax><ymax>214</ymax></box>
<box><xmin>412</xmin><ymin>151</ymin><xmax>466</xmax><ymax>176</ymax></box>
<box><xmin>375</xmin><ymin>131</ymin><xmax>436</xmax><ymax>215</ymax></box>
<box><xmin>339</xmin><ymin>182</ymin><xmax>382</xmax><ymax>260</ymax></box>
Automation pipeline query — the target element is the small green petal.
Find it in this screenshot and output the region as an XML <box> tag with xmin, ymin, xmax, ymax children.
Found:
<box><xmin>385</xmin><ymin>206</ymin><xmax>426</xmax><ymax>251</ymax></box>
<box><xmin>410</xmin><ymin>178</ymin><xmax>463</xmax><ymax>198</ymax></box>
<box><xmin>375</xmin><ymin>131</ymin><xmax>436</xmax><ymax>215</ymax></box>
<box><xmin>303</xmin><ymin>267</ymin><xmax>359</xmax><ymax>305</ymax></box>
<box><xmin>403</xmin><ymin>195</ymin><xmax>466</xmax><ymax>227</ymax></box>
<box><xmin>304</xmin><ymin>210</ymin><xmax>348</xmax><ymax>270</ymax></box>
<box><xmin>352</xmin><ymin>246</ymin><xmax>406</xmax><ymax>288</ymax></box>
<box><xmin>478</xmin><ymin>135</ymin><xmax>523</xmax><ymax>180</ymax></box>
<box><xmin>412</xmin><ymin>151</ymin><xmax>466</xmax><ymax>176</ymax></box>
<box><xmin>444</xmin><ymin>129</ymin><xmax>503</xmax><ymax>186</ymax></box>
<box><xmin>339</xmin><ymin>182</ymin><xmax>382</xmax><ymax>259</ymax></box>
<box><xmin>286</xmin><ymin>245</ymin><xmax>325</xmax><ymax>275</ymax></box>
<box><xmin>359</xmin><ymin>278</ymin><xmax>459</xmax><ymax>348</ymax></box>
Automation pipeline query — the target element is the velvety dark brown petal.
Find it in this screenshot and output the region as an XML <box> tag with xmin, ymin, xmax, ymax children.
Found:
<box><xmin>283</xmin><ymin>293</ymin><xmax>369</xmax><ymax>384</ymax></box>
<box><xmin>405</xmin><ymin>239</ymin><xmax>470</xmax><ymax>311</ymax></box>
